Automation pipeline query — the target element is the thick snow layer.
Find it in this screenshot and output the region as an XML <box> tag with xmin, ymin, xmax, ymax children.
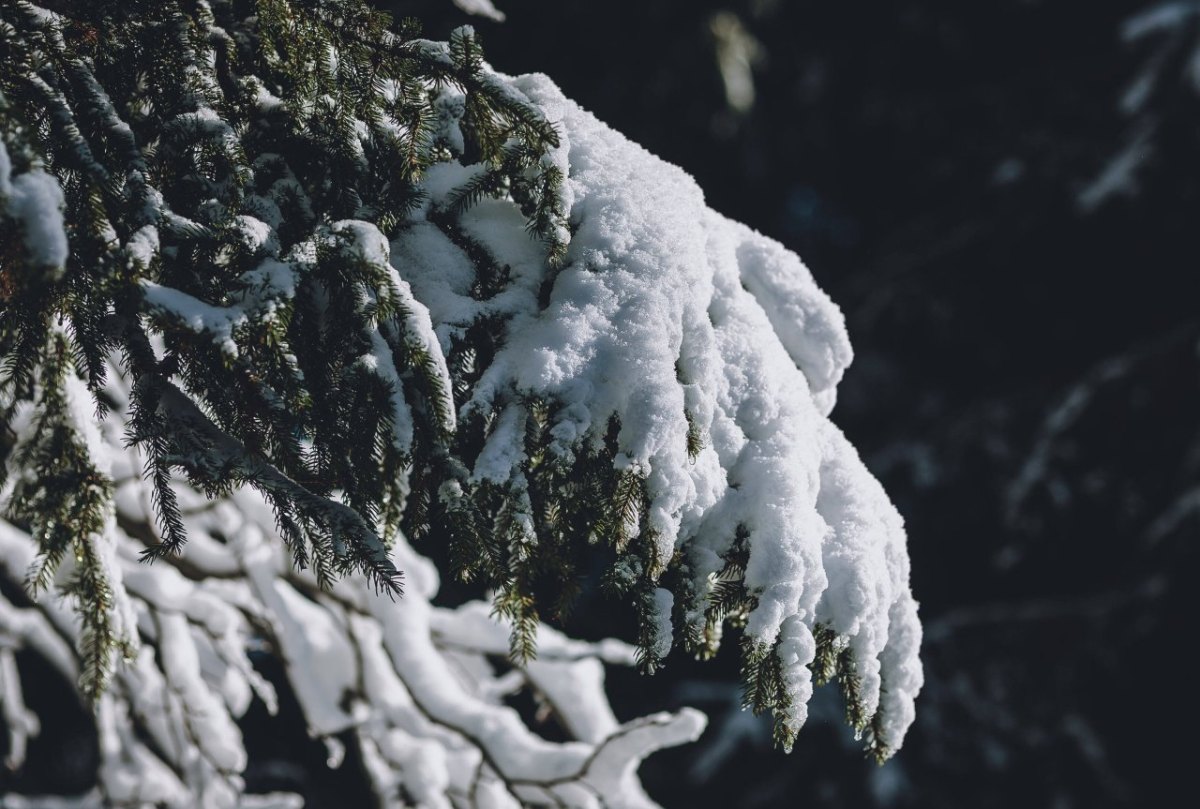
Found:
<box><xmin>397</xmin><ymin>72</ymin><xmax>922</xmax><ymax>751</ymax></box>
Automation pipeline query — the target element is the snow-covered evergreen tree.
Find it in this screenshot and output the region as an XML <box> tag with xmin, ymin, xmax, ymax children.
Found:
<box><xmin>0</xmin><ymin>1</ymin><xmax>922</xmax><ymax>804</ymax></box>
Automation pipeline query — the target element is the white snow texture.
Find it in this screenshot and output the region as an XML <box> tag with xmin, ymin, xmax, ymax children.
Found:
<box><xmin>405</xmin><ymin>72</ymin><xmax>922</xmax><ymax>752</ymax></box>
<box><xmin>0</xmin><ymin>384</ymin><xmax>705</xmax><ymax>808</ymax></box>
<box><xmin>0</xmin><ymin>139</ymin><xmax>67</xmax><ymax>272</ymax></box>
<box><xmin>0</xmin><ymin>51</ymin><xmax>922</xmax><ymax>806</ymax></box>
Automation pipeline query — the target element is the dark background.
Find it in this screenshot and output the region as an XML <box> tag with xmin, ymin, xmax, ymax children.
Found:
<box><xmin>408</xmin><ymin>1</ymin><xmax>1199</xmax><ymax>807</ymax></box>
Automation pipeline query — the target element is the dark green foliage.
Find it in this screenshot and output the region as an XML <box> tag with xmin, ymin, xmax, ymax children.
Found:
<box><xmin>668</xmin><ymin>524</ymin><xmax>882</xmax><ymax>755</ymax></box>
<box><xmin>0</xmin><ymin>0</ymin><xmax>684</xmax><ymax>688</ymax></box>
<box><xmin>684</xmin><ymin>408</ymin><xmax>706</xmax><ymax>461</ymax></box>
<box><xmin>2</xmin><ymin>324</ymin><xmax>132</xmax><ymax>699</ymax></box>
<box><xmin>811</xmin><ymin>623</ymin><xmax>839</xmax><ymax>686</ymax></box>
<box><xmin>739</xmin><ymin>638</ymin><xmax>794</xmax><ymax>750</ymax></box>
<box><xmin>0</xmin><ymin>0</ymin><xmax>577</xmax><ymax>683</ymax></box>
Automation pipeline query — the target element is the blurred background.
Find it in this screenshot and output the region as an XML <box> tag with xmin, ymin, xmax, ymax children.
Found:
<box><xmin>404</xmin><ymin>1</ymin><xmax>1198</xmax><ymax>806</ymax></box>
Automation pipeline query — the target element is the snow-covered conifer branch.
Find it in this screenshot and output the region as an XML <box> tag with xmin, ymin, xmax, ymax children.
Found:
<box><xmin>0</xmin><ymin>0</ymin><xmax>922</xmax><ymax>766</ymax></box>
<box><xmin>0</xmin><ymin>386</ymin><xmax>704</xmax><ymax>807</ymax></box>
